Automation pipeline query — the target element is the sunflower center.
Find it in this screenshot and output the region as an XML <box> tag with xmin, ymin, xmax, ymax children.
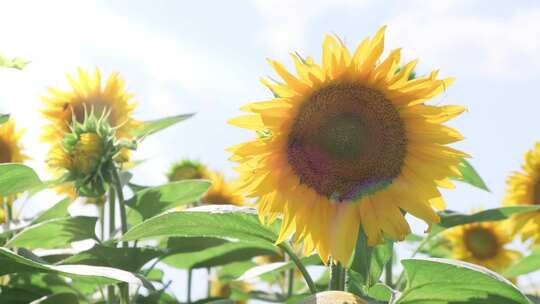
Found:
<box><xmin>533</xmin><ymin>178</ymin><xmax>540</xmax><ymax>204</ymax></box>
<box><xmin>464</xmin><ymin>227</ymin><xmax>499</xmax><ymax>260</ymax></box>
<box><xmin>287</xmin><ymin>83</ymin><xmax>407</xmax><ymax>202</ymax></box>
<box><xmin>0</xmin><ymin>139</ymin><xmax>13</xmax><ymax>163</ymax></box>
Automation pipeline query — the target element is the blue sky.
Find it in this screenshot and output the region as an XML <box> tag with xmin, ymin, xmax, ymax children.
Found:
<box><xmin>1</xmin><ymin>0</ymin><xmax>540</xmax><ymax>300</ymax></box>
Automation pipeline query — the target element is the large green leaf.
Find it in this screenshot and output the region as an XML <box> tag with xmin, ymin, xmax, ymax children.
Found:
<box><xmin>504</xmin><ymin>246</ymin><xmax>540</xmax><ymax>277</ymax></box>
<box><xmin>127</xmin><ymin>180</ymin><xmax>211</xmax><ymax>220</ymax></box>
<box><xmin>29</xmin><ymin>293</ymin><xmax>79</xmax><ymax>304</ymax></box>
<box><xmin>0</xmin><ymin>114</ymin><xmax>9</xmax><ymax>125</ymax></box>
<box><xmin>0</xmin><ymin>55</ymin><xmax>29</xmax><ymax>70</ymax></box>
<box><xmin>162</xmin><ymin>236</ymin><xmax>277</xmax><ymax>269</ymax></box>
<box><xmin>32</xmin><ymin>198</ymin><xmax>72</xmax><ymax>225</ymax></box>
<box><xmin>59</xmin><ymin>244</ymin><xmax>163</xmax><ymax>272</ymax></box>
<box><xmin>0</xmin><ymin>163</ymin><xmax>43</xmax><ymax>196</ymax></box>
<box><xmin>6</xmin><ymin>217</ymin><xmax>97</xmax><ymax>249</ymax></box>
<box><xmin>236</xmin><ymin>254</ymin><xmax>321</xmax><ymax>281</ymax></box>
<box><xmin>122</xmin><ymin>205</ymin><xmax>280</xmax><ymax>247</ymax></box>
<box><xmin>393</xmin><ymin>258</ymin><xmax>530</xmax><ymax>304</ymax></box>
<box><xmin>432</xmin><ymin>206</ymin><xmax>540</xmax><ymax>234</ymax></box>
<box><xmin>452</xmin><ymin>158</ymin><xmax>490</xmax><ymax>191</ymax></box>
<box><xmin>0</xmin><ymin>247</ymin><xmax>152</xmax><ymax>289</ymax></box>
<box><xmin>131</xmin><ymin>113</ymin><xmax>194</xmax><ymax>139</ymax></box>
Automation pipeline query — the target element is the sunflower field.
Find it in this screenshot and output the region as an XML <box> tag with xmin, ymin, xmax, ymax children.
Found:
<box><xmin>2</xmin><ymin>4</ymin><xmax>540</xmax><ymax>303</ymax></box>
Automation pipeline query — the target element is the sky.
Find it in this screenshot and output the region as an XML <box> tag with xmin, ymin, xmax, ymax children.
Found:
<box><xmin>1</xmin><ymin>0</ymin><xmax>540</xmax><ymax>301</ymax></box>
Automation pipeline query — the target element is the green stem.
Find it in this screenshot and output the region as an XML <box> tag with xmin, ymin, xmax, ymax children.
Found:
<box><xmin>107</xmin><ymin>188</ymin><xmax>116</xmax><ymax>303</ymax></box>
<box><xmin>330</xmin><ymin>261</ymin><xmax>345</xmax><ymax>290</ymax></box>
<box><xmin>286</xmin><ymin>253</ymin><xmax>294</xmax><ymax>298</ymax></box>
<box><xmin>112</xmin><ymin>169</ymin><xmax>128</xmax><ymax>242</ymax></box>
<box><xmin>385</xmin><ymin>251</ymin><xmax>393</xmax><ymax>287</ymax></box>
<box><xmin>278</xmin><ymin>243</ymin><xmax>317</xmax><ymax>294</ymax></box>
<box><xmin>99</xmin><ymin>204</ymin><xmax>105</xmax><ymax>241</ymax></box>
<box><xmin>187</xmin><ymin>268</ymin><xmax>193</xmax><ymax>304</ymax></box>
<box><xmin>207</xmin><ymin>267</ymin><xmax>212</xmax><ymax>298</ymax></box>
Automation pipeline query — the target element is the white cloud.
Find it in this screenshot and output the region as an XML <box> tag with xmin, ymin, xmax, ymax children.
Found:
<box><xmin>253</xmin><ymin>0</ymin><xmax>368</xmax><ymax>55</ymax></box>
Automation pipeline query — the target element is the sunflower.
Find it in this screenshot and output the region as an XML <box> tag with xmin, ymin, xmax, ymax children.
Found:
<box><xmin>228</xmin><ymin>26</ymin><xmax>467</xmax><ymax>264</ymax></box>
<box><xmin>167</xmin><ymin>160</ymin><xmax>245</xmax><ymax>206</ymax></box>
<box><xmin>41</xmin><ymin>67</ymin><xmax>139</xmax><ymax>145</ymax></box>
<box><xmin>210</xmin><ymin>279</ymin><xmax>251</xmax><ymax>304</ymax></box>
<box><xmin>41</xmin><ymin>68</ymin><xmax>139</xmax><ymax>198</ymax></box>
<box><xmin>443</xmin><ymin>221</ymin><xmax>520</xmax><ymax>273</ymax></box>
<box><xmin>0</xmin><ymin>119</ymin><xmax>29</xmax><ymax>206</ymax></box>
<box><xmin>504</xmin><ymin>142</ymin><xmax>540</xmax><ymax>243</ymax></box>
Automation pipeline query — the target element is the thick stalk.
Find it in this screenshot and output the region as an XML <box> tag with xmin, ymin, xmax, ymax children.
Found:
<box><xmin>107</xmin><ymin>188</ymin><xmax>116</xmax><ymax>303</ymax></box>
<box><xmin>330</xmin><ymin>261</ymin><xmax>345</xmax><ymax>290</ymax></box>
<box><xmin>99</xmin><ymin>204</ymin><xmax>105</xmax><ymax>241</ymax></box>
<box><xmin>286</xmin><ymin>253</ymin><xmax>294</xmax><ymax>298</ymax></box>
<box><xmin>278</xmin><ymin>243</ymin><xmax>317</xmax><ymax>294</ymax></box>
<box><xmin>187</xmin><ymin>268</ymin><xmax>193</xmax><ymax>303</ymax></box>
<box><xmin>112</xmin><ymin>169</ymin><xmax>128</xmax><ymax>242</ymax></box>
<box><xmin>112</xmin><ymin>168</ymin><xmax>130</xmax><ymax>303</ymax></box>
<box><xmin>207</xmin><ymin>267</ymin><xmax>212</xmax><ymax>298</ymax></box>
<box><xmin>385</xmin><ymin>251</ymin><xmax>393</xmax><ymax>286</ymax></box>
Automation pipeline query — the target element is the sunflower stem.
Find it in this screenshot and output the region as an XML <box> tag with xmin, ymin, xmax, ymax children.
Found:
<box><xmin>207</xmin><ymin>267</ymin><xmax>212</xmax><ymax>298</ymax></box>
<box><xmin>278</xmin><ymin>242</ymin><xmax>317</xmax><ymax>294</ymax></box>
<box><xmin>187</xmin><ymin>268</ymin><xmax>193</xmax><ymax>303</ymax></box>
<box><xmin>286</xmin><ymin>253</ymin><xmax>294</xmax><ymax>298</ymax></box>
<box><xmin>330</xmin><ymin>261</ymin><xmax>345</xmax><ymax>290</ymax></box>
<box><xmin>385</xmin><ymin>251</ymin><xmax>393</xmax><ymax>287</ymax></box>
<box><xmin>112</xmin><ymin>168</ymin><xmax>130</xmax><ymax>303</ymax></box>
<box><xmin>107</xmin><ymin>188</ymin><xmax>116</xmax><ymax>303</ymax></box>
<box><xmin>99</xmin><ymin>204</ymin><xmax>105</xmax><ymax>241</ymax></box>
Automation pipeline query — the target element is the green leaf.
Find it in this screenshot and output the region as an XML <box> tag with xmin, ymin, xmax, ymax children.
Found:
<box><xmin>131</xmin><ymin>113</ymin><xmax>194</xmax><ymax>139</ymax></box>
<box><xmin>59</xmin><ymin>244</ymin><xmax>163</xmax><ymax>272</ymax></box>
<box><xmin>127</xmin><ymin>180</ymin><xmax>211</xmax><ymax>221</ymax></box>
<box><xmin>0</xmin><ymin>247</ymin><xmax>153</xmax><ymax>289</ymax></box>
<box><xmin>162</xmin><ymin>236</ymin><xmax>277</xmax><ymax>269</ymax></box>
<box><xmin>504</xmin><ymin>246</ymin><xmax>540</xmax><ymax>277</ymax></box>
<box><xmin>0</xmin><ymin>55</ymin><xmax>29</xmax><ymax>70</ymax></box>
<box><xmin>0</xmin><ymin>114</ymin><xmax>9</xmax><ymax>125</ymax></box>
<box><xmin>145</xmin><ymin>268</ymin><xmax>164</xmax><ymax>282</ymax></box>
<box><xmin>394</xmin><ymin>258</ymin><xmax>530</xmax><ymax>304</ymax></box>
<box><xmin>236</xmin><ymin>254</ymin><xmax>321</xmax><ymax>281</ymax></box>
<box><xmin>6</xmin><ymin>216</ymin><xmax>97</xmax><ymax>249</ymax></box>
<box><xmin>346</xmin><ymin>238</ymin><xmax>393</xmax><ymax>297</ymax></box>
<box><xmin>122</xmin><ymin>205</ymin><xmax>280</xmax><ymax>247</ymax></box>
<box><xmin>217</xmin><ymin>261</ymin><xmax>257</xmax><ymax>283</ymax></box>
<box><xmin>432</xmin><ymin>206</ymin><xmax>540</xmax><ymax>234</ymax></box>
<box><xmin>0</xmin><ymin>164</ymin><xmax>43</xmax><ymax>196</ymax></box>
<box><xmin>368</xmin><ymin>283</ymin><xmax>396</xmax><ymax>302</ymax></box>
<box><xmin>452</xmin><ymin>158</ymin><xmax>490</xmax><ymax>191</ymax></box>
<box><xmin>29</xmin><ymin>293</ymin><xmax>79</xmax><ymax>304</ymax></box>
<box><xmin>32</xmin><ymin>198</ymin><xmax>72</xmax><ymax>224</ymax></box>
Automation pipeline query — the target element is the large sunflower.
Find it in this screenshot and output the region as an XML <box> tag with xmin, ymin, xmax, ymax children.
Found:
<box><xmin>504</xmin><ymin>142</ymin><xmax>540</xmax><ymax>243</ymax></box>
<box><xmin>228</xmin><ymin>27</ymin><xmax>467</xmax><ymax>264</ymax></box>
<box><xmin>0</xmin><ymin>119</ymin><xmax>29</xmax><ymax>205</ymax></box>
<box><xmin>443</xmin><ymin>221</ymin><xmax>520</xmax><ymax>273</ymax></box>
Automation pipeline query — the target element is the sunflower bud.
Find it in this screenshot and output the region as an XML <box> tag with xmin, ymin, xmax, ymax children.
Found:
<box><xmin>166</xmin><ymin>159</ymin><xmax>209</xmax><ymax>182</ymax></box>
<box><xmin>48</xmin><ymin>108</ymin><xmax>133</xmax><ymax>197</ymax></box>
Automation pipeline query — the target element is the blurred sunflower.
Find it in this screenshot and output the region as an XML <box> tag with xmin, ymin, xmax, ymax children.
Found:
<box><xmin>0</xmin><ymin>119</ymin><xmax>29</xmax><ymax>206</ymax></box>
<box><xmin>210</xmin><ymin>279</ymin><xmax>251</xmax><ymax>304</ymax></box>
<box><xmin>443</xmin><ymin>221</ymin><xmax>520</xmax><ymax>273</ymax></box>
<box><xmin>167</xmin><ymin>160</ymin><xmax>245</xmax><ymax>206</ymax></box>
<box><xmin>228</xmin><ymin>26</ymin><xmax>467</xmax><ymax>264</ymax></box>
<box><xmin>505</xmin><ymin>142</ymin><xmax>540</xmax><ymax>243</ymax></box>
<box><xmin>41</xmin><ymin>68</ymin><xmax>140</xmax><ymax>198</ymax></box>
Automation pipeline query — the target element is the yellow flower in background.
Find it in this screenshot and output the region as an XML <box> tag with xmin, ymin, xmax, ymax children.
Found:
<box><xmin>443</xmin><ymin>221</ymin><xmax>520</xmax><ymax>273</ymax></box>
<box><xmin>167</xmin><ymin>159</ymin><xmax>211</xmax><ymax>182</ymax></box>
<box><xmin>202</xmin><ymin>171</ymin><xmax>246</xmax><ymax>206</ymax></box>
<box><xmin>210</xmin><ymin>279</ymin><xmax>251</xmax><ymax>304</ymax></box>
<box><xmin>41</xmin><ymin>67</ymin><xmax>139</xmax><ymax>144</ymax></box>
<box><xmin>41</xmin><ymin>68</ymin><xmax>140</xmax><ymax>198</ymax></box>
<box><xmin>0</xmin><ymin>119</ymin><xmax>29</xmax><ymax>206</ymax></box>
<box><xmin>167</xmin><ymin>160</ymin><xmax>246</xmax><ymax>206</ymax></box>
<box><xmin>504</xmin><ymin>142</ymin><xmax>540</xmax><ymax>243</ymax></box>
<box><xmin>228</xmin><ymin>26</ymin><xmax>467</xmax><ymax>264</ymax></box>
